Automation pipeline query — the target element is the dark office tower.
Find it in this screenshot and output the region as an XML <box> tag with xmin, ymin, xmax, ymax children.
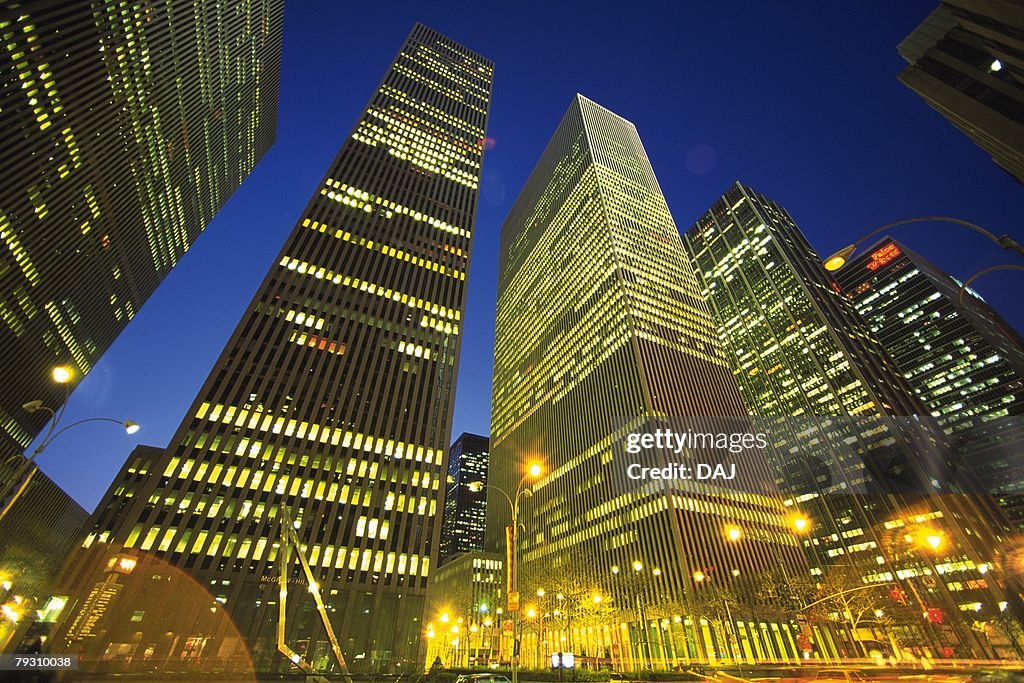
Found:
<box><xmin>835</xmin><ymin>238</ymin><xmax>1024</xmax><ymax>523</ymax></box>
<box><xmin>490</xmin><ymin>96</ymin><xmax>808</xmax><ymax>668</ymax></box>
<box><xmin>683</xmin><ymin>182</ymin><xmax>1019</xmax><ymax>658</ymax></box>
<box><xmin>0</xmin><ymin>467</ymin><xmax>87</xmax><ymax>651</ymax></box>
<box><xmin>51</xmin><ymin>24</ymin><xmax>492</xmax><ymax>674</ymax></box>
<box><xmin>439</xmin><ymin>433</ymin><xmax>489</xmax><ymax>564</ymax></box>
<box><xmin>898</xmin><ymin>1</ymin><xmax>1024</xmax><ymax>184</ymax></box>
<box><xmin>0</xmin><ymin>0</ymin><xmax>283</xmax><ymax>456</ymax></box>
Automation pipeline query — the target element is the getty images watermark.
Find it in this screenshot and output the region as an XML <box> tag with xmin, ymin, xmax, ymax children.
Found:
<box><xmin>622</xmin><ymin>426</ymin><xmax>767</xmax><ymax>482</ymax></box>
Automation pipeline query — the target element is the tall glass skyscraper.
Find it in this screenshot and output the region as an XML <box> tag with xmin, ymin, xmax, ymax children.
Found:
<box><xmin>53</xmin><ymin>24</ymin><xmax>492</xmax><ymax>674</ymax></box>
<box><xmin>0</xmin><ymin>0</ymin><xmax>283</xmax><ymax>456</ymax></box>
<box><xmin>489</xmin><ymin>96</ymin><xmax>807</xmax><ymax>668</ymax></box>
<box><xmin>836</xmin><ymin>237</ymin><xmax>1024</xmax><ymax>523</ymax></box>
<box><xmin>683</xmin><ymin>182</ymin><xmax>1019</xmax><ymax>658</ymax></box>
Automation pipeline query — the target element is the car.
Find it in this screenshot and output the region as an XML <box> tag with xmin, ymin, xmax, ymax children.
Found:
<box><xmin>814</xmin><ymin>670</ymin><xmax>873</xmax><ymax>682</ymax></box>
<box><xmin>455</xmin><ymin>674</ymin><xmax>513</xmax><ymax>683</ymax></box>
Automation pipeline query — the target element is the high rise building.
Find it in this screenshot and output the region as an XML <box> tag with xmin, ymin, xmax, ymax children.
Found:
<box><xmin>489</xmin><ymin>96</ymin><xmax>808</xmax><ymax>669</ymax></box>
<box><xmin>0</xmin><ymin>0</ymin><xmax>283</xmax><ymax>456</ymax></box>
<box><xmin>835</xmin><ymin>237</ymin><xmax>1024</xmax><ymax>523</ymax></box>
<box><xmin>439</xmin><ymin>433</ymin><xmax>489</xmax><ymax>564</ymax></box>
<box><xmin>0</xmin><ymin>466</ymin><xmax>87</xmax><ymax>651</ymax></box>
<box><xmin>682</xmin><ymin>182</ymin><xmax>1020</xmax><ymax>658</ymax></box>
<box><xmin>51</xmin><ymin>24</ymin><xmax>492</xmax><ymax>674</ymax></box>
<box><xmin>898</xmin><ymin>1</ymin><xmax>1024</xmax><ymax>184</ymax></box>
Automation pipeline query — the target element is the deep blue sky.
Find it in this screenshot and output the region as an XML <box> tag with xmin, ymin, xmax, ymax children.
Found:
<box><xmin>36</xmin><ymin>1</ymin><xmax>1023</xmax><ymax>511</ymax></box>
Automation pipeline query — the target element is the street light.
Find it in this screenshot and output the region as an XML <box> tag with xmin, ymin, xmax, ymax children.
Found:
<box><xmin>471</xmin><ymin>461</ymin><xmax>543</xmax><ymax>683</ymax></box>
<box><xmin>1</xmin><ymin>367</ymin><xmax>139</xmax><ymax>519</ymax></box>
<box><xmin>821</xmin><ymin>216</ymin><xmax>1024</xmax><ymax>272</ymax></box>
<box><xmin>613</xmin><ymin>560</ymin><xmax>662</xmax><ymax>670</ymax></box>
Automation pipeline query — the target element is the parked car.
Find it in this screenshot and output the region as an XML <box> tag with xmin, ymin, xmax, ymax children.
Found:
<box><xmin>455</xmin><ymin>674</ymin><xmax>513</xmax><ymax>683</ymax></box>
<box><xmin>815</xmin><ymin>671</ymin><xmax>874</xmax><ymax>682</ymax></box>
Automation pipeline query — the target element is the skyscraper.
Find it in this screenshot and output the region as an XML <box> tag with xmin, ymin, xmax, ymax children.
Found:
<box><xmin>898</xmin><ymin>1</ymin><xmax>1024</xmax><ymax>184</ymax></box>
<box><xmin>439</xmin><ymin>433</ymin><xmax>489</xmax><ymax>564</ymax></box>
<box><xmin>52</xmin><ymin>23</ymin><xmax>492</xmax><ymax>674</ymax></box>
<box><xmin>0</xmin><ymin>0</ymin><xmax>283</xmax><ymax>457</ymax></box>
<box><xmin>489</xmin><ymin>96</ymin><xmax>807</xmax><ymax>668</ymax></box>
<box><xmin>835</xmin><ymin>237</ymin><xmax>1024</xmax><ymax>523</ymax></box>
<box><xmin>683</xmin><ymin>182</ymin><xmax>1020</xmax><ymax>658</ymax></box>
<box><xmin>0</xmin><ymin>466</ymin><xmax>87</xmax><ymax>651</ymax></box>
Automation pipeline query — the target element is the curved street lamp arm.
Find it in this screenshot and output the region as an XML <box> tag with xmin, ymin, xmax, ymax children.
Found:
<box><xmin>42</xmin><ymin>417</ymin><xmax>130</xmax><ymax>452</ymax></box>
<box><xmin>958</xmin><ymin>264</ymin><xmax>1024</xmax><ymax>308</ymax></box>
<box><xmin>853</xmin><ymin>216</ymin><xmax>1011</xmax><ymax>252</ymax></box>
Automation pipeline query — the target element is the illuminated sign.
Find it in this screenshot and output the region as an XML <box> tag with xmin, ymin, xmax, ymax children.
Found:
<box><xmin>866</xmin><ymin>243</ymin><xmax>901</xmax><ymax>271</ymax></box>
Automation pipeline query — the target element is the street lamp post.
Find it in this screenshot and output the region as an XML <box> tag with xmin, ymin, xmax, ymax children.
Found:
<box><xmin>1</xmin><ymin>366</ymin><xmax>138</xmax><ymax>520</ymax></box>
<box><xmin>471</xmin><ymin>461</ymin><xmax>542</xmax><ymax>683</ymax></box>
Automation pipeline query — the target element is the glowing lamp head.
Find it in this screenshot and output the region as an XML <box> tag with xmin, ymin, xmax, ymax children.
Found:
<box><xmin>527</xmin><ymin>462</ymin><xmax>543</xmax><ymax>478</ymax></box>
<box><xmin>792</xmin><ymin>516</ymin><xmax>810</xmax><ymax>533</ymax></box>
<box><xmin>124</xmin><ymin>420</ymin><xmax>141</xmax><ymax>435</ymax></box>
<box><xmin>990</xmin><ymin>59</ymin><xmax>1003</xmax><ymax>72</ymax></box>
<box><xmin>526</xmin><ymin>607</ymin><xmax>537</xmax><ymax>619</ymax></box>
<box><xmin>51</xmin><ymin>366</ymin><xmax>73</xmax><ymax>384</ymax></box>
<box><xmin>726</xmin><ymin>526</ymin><xmax>742</xmax><ymax>542</ymax></box>
<box><xmin>611</xmin><ymin>565</ymin><xmax>620</xmax><ymax>575</ymax></box>
<box><xmin>592</xmin><ymin>594</ymin><xmax>602</xmax><ymax>604</ymax></box>
<box><xmin>925</xmin><ymin>534</ymin><xmax>944</xmax><ymax>550</ymax></box>
<box><xmin>439</xmin><ymin>612</ymin><xmax>450</xmax><ymax>623</ymax></box>
<box><xmin>632</xmin><ymin>560</ymin><xmax>643</xmax><ymax>572</ymax></box>
<box><xmin>823</xmin><ymin>244</ymin><xmax>857</xmax><ymax>271</ymax></box>
<box><xmin>693</xmin><ymin>571</ymin><xmax>706</xmax><ymax>583</ymax></box>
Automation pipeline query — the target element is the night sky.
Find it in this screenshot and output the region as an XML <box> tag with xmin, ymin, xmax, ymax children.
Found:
<box><xmin>35</xmin><ymin>1</ymin><xmax>1023</xmax><ymax>511</ymax></box>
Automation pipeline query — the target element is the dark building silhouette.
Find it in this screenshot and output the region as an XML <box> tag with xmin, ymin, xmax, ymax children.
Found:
<box><xmin>898</xmin><ymin>1</ymin><xmax>1024</xmax><ymax>184</ymax></box>
<box><xmin>439</xmin><ymin>433</ymin><xmax>489</xmax><ymax>565</ymax></box>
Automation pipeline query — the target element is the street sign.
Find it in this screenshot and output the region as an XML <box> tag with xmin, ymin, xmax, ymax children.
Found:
<box><xmin>507</xmin><ymin>591</ymin><xmax>520</xmax><ymax>611</ymax></box>
<box><xmin>502</xmin><ymin>620</ymin><xmax>514</xmax><ymax>633</ymax></box>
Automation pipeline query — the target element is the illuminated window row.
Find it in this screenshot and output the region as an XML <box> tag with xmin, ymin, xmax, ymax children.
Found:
<box><xmin>284</xmin><ymin>308</ymin><xmax>325</xmax><ymax>329</ymax></box>
<box><xmin>396</xmin><ymin>340</ymin><xmax>431</xmax><ymax>359</ymax></box>
<box><xmin>366</xmin><ymin>107</ymin><xmax>482</xmax><ymax>162</ymax></box>
<box><xmin>321</xmin><ymin>180</ymin><xmax>470</xmax><ymax>237</ymax></box>
<box><xmin>302</xmin><ymin>217</ymin><xmax>465</xmax><ymax>280</ymax></box>
<box><xmin>125</xmin><ymin>524</ymin><xmax>431</xmax><ymax>577</ymax></box>
<box><xmin>194</xmin><ymin>401</ymin><xmax>443</xmax><ymax>464</ymax></box>
<box><xmin>289</xmin><ymin>329</ymin><xmax>346</xmax><ymax>356</ymax></box>
<box><xmin>392</xmin><ymin>62</ymin><xmax>487</xmax><ymax>115</ymax></box>
<box><xmin>403</xmin><ymin>48</ymin><xmax>491</xmax><ymax>97</ymax></box>
<box><xmin>353</xmin><ymin>122</ymin><xmax>480</xmax><ymax>189</ymax></box>
<box><xmin>378</xmin><ymin>84</ymin><xmax>484</xmax><ymax>137</ymax></box>
<box><xmin>163</xmin><ymin>452</ymin><xmax>437</xmax><ymax>497</ymax></box>
<box><xmin>279</xmin><ymin>255</ymin><xmax>460</xmax><ymax>323</ymax></box>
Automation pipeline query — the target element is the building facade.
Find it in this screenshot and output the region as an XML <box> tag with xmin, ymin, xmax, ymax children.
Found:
<box><xmin>439</xmin><ymin>433</ymin><xmax>489</xmax><ymax>565</ymax></box>
<box><xmin>51</xmin><ymin>24</ymin><xmax>492</xmax><ymax>674</ymax></box>
<box><xmin>489</xmin><ymin>96</ymin><xmax>809</xmax><ymax>668</ymax></box>
<box><xmin>0</xmin><ymin>0</ymin><xmax>283</xmax><ymax>457</ymax></box>
<box><xmin>426</xmin><ymin>551</ymin><xmax>503</xmax><ymax>667</ymax></box>
<box><xmin>682</xmin><ymin>182</ymin><xmax>1021</xmax><ymax>659</ymax></box>
<box><xmin>836</xmin><ymin>237</ymin><xmax>1024</xmax><ymax>524</ymax></box>
<box><xmin>898</xmin><ymin>1</ymin><xmax>1024</xmax><ymax>184</ymax></box>
<box><xmin>0</xmin><ymin>466</ymin><xmax>87</xmax><ymax>652</ymax></box>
